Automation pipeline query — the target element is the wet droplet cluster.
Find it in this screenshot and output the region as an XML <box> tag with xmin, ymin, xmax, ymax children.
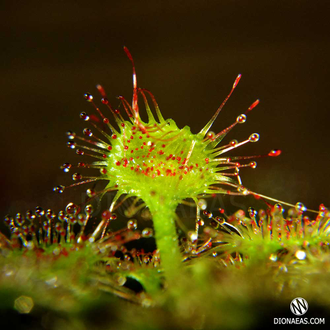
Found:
<box><xmin>3</xmin><ymin>203</ymin><xmax>139</xmax><ymax>250</ymax></box>
<box><xmin>2</xmin><ymin>201</ymin><xmax>162</xmax><ymax>308</ymax></box>
<box><xmin>181</xmin><ymin>202</ymin><xmax>330</xmax><ymax>270</ymax></box>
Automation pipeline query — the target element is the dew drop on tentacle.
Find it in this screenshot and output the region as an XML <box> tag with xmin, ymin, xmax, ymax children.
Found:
<box><xmin>101</xmin><ymin>210</ymin><xmax>117</xmax><ymax>221</ymax></box>
<box><xmin>68</xmin><ymin>215</ymin><xmax>77</xmax><ymax>225</ymax></box>
<box><xmin>273</xmin><ymin>203</ymin><xmax>284</xmax><ymax>214</ymax></box>
<box><xmin>236</xmin><ymin>114</ymin><xmax>246</xmax><ymax>124</ymax></box>
<box><xmin>215</xmin><ymin>216</ymin><xmax>226</xmax><ymax>224</ymax></box>
<box><xmin>25</xmin><ymin>210</ymin><xmax>36</xmax><ymax>221</ymax></box>
<box><xmin>249</xmin><ymin>161</ymin><xmax>257</xmax><ymax>169</ymax></box>
<box><xmin>46</xmin><ymin>209</ymin><xmax>56</xmax><ymax>220</ymax></box>
<box><xmin>230</xmin><ymin>139</ymin><xmax>238</xmax><ymax>146</ymax></box>
<box><xmin>84</xmin><ymin>93</ymin><xmax>93</xmax><ymax>102</ymax></box>
<box><xmin>207</xmin><ymin>131</ymin><xmax>215</xmax><ymax>140</ymax></box>
<box><xmin>10</xmin><ymin>226</ymin><xmax>20</xmax><ymax>237</ymax></box>
<box><xmin>302</xmin><ymin>216</ymin><xmax>310</xmax><ymax>226</ymax></box>
<box><xmin>3</xmin><ymin>214</ymin><xmax>14</xmax><ymax>227</ymax></box>
<box><xmin>35</xmin><ymin>206</ymin><xmax>45</xmax><ymax>217</ymax></box>
<box><xmin>197</xmin><ymin>199</ymin><xmax>207</xmax><ymax>210</ymax></box>
<box><xmin>248</xmin><ymin>207</ymin><xmax>257</xmax><ymax>218</ymax></box>
<box><xmin>319</xmin><ymin>203</ymin><xmax>327</xmax><ymax>212</ymax></box>
<box><xmin>142</xmin><ymin>228</ymin><xmax>153</xmax><ymax>238</ymax></box>
<box><xmin>65</xmin><ymin>203</ymin><xmax>80</xmax><ymax>216</ymax></box>
<box><xmin>66</xmin><ymin>131</ymin><xmax>76</xmax><ymax>140</ymax></box>
<box><xmin>197</xmin><ymin>218</ymin><xmax>204</xmax><ymax>226</ymax></box>
<box><xmin>42</xmin><ymin>220</ymin><xmax>50</xmax><ymax>231</ymax></box>
<box><xmin>72</xmin><ymin>173</ymin><xmax>82</xmax><ymax>181</ymax></box>
<box><xmin>61</xmin><ymin>163</ymin><xmax>72</xmax><ymax>173</ymax></box>
<box><xmin>22</xmin><ymin>225</ymin><xmax>29</xmax><ymax>235</ymax></box>
<box><xmin>295</xmin><ymin>202</ymin><xmax>306</xmax><ymax>213</ymax></box>
<box><xmin>53</xmin><ymin>185</ymin><xmax>65</xmax><ymax>193</ymax></box>
<box><xmin>249</xmin><ymin>133</ymin><xmax>259</xmax><ymax>142</ymax></box>
<box><xmin>295</xmin><ymin>250</ymin><xmax>307</xmax><ymax>260</ymax></box>
<box><xmin>101</xmin><ymin>97</ymin><xmax>109</xmax><ymax>105</ymax></box>
<box><xmin>15</xmin><ymin>213</ymin><xmax>24</xmax><ymax>226</ymax></box>
<box><xmin>85</xmin><ymin>204</ymin><xmax>93</xmax><ymax>215</ymax></box>
<box><xmin>269</xmin><ymin>254</ymin><xmax>277</xmax><ymax>262</ymax></box>
<box><xmin>218</xmin><ymin>208</ymin><xmax>225</xmax><ymax>214</ymax></box>
<box><xmin>83</xmin><ymin>128</ymin><xmax>93</xmax><ymax>137</ymax></box>
<box><xmin>187</xmin><ymin>231</ymin><xmax>198</xmax><ymax>243</ymax></box>
<box><xmin>237</xmin><ymin>186</ymin><xmax>249</xmax><ymax>195</ymax></box>
<box><xmin>101</xmin><ymin>210</ymin><xmax>110</xmax><ymax>220</ymax></box>
<box><xmin>58</xmin><ymin>210</ymin><xmax>66</xmax><ymax>222</ymax></box>
<box><xmin>203</xmin><ymin>210</ymin><xmax>213</xmax><ymax>219</ymax></box>
<box><xmin>67</xmin><ymin>141</ymin><xmax>76</xmax><ymax>149</ymax></box>
<box><xmin>78</xmin><ymin>162</ymin><xmax>87</xmax><ymax>168</ymax></box>
<box><xmin>80</xmin><ymin>112</ymin><xmax>90</xmax><ymax>121</ymax></box>
<box><xmin>86</xmin><ymin>188</ymin><xmax>96</xmax><ymax>198</ymax></box>
<box><xmin>127</xmin><ymin>219</ymin><xmax>138</xmax><ymax>230</ymax></box>
<box><xmin>77</xmin><ymin>214</ymin><xmax>87</xmax><ymax>226</ymax></box>
<box><xmin>55</xmin><ymin>222</ymin><xmax>63</xmax><ymax>233</ymax></box>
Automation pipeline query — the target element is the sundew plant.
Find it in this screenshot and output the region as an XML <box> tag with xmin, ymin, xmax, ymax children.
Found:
<box><xmin>1</xmin><ymin>48</ymin><xmax>330</xmax><ymax>329</ymax></box>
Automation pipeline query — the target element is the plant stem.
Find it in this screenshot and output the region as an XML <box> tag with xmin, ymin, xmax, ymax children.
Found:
<box><xmin>147</xmin><ymin>196</ymin><xmax>182</xmax><ymax>282</ymax></box>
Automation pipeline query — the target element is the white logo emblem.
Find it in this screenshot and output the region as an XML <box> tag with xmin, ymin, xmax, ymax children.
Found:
<box><xmin>290</xmin><ymin>297</ymin><xmax>308</xmax><ymax>316</ymax></box>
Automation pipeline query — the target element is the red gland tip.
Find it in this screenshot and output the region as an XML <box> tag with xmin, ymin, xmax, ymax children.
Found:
<box><xmin>247</xmin><ymin>99</ymin><xmax>260</xmax><ymax>111</ymax></box>
<box><xmin>96</xmin><ymin>84</ymin><xmax>107</xmax><ymax>98</ymax></box>
<box><xmin>233</xmin><ymin>74</ymin><xmax>242</xmax><ymax>89</ymax></box>
<box><xmin>102</xmin><ymin>210</ymin><xmax>112</xmax><ymax>220</ymax></box>
<box><xmin>89</xmin><ymin>114</ymin><xmax>100</xmax><ymax>123</ymax></box>
<box><xmin>268</xmin><ymin>149</ymin><xmax>281</xmax><ymax>157</ymax></box>
<box><xmin>123</xmin><ymin>46</ymin><xmax>133</xmax><ymax>61</ymax></box>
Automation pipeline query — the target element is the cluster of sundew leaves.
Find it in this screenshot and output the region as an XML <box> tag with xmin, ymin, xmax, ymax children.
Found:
<box><xmin>2</xmin><ymin>200</ymin><xmax>330</xmax><ymax>327</ymax></box>
<box><xmin>181</xmin><ymin>202</ymin><xmax>330</xmax><ymax>287</ymax></box>
<box><xmin>0</xmin><ymin>203</ymin><xmax>165</xmax><ymax>312</ymax></box>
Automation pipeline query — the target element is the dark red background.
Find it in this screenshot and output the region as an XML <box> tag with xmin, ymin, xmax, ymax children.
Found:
<box><xmin>1</xmin><ymin>1</ymin><xmax>330</xmax><ymax>222</ymax></box>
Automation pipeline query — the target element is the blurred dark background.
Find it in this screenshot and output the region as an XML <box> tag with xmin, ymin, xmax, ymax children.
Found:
<box><xmin>1</xmin><ymin>0</ymin><xmax>330</xmax><ymax>221</ymax></box>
